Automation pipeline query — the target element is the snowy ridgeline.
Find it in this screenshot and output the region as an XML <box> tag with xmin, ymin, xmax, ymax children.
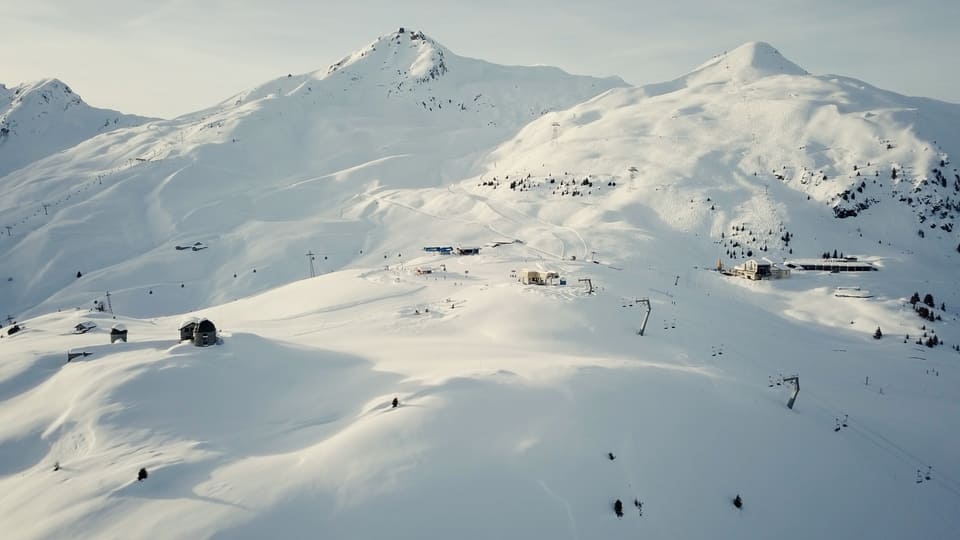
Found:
<box><xmin>0</xmin><ymin>31</ymin><xmax>959</xmax><ymax>539</ymax></box>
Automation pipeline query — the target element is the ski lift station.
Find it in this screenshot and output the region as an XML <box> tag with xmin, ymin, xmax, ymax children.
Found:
<box><xmin>785</xmin><ymin>257</ymin><xmax>877</xmax><ymax>272</ymax></box>
<box><xmin>731</xmin><ymin>259</ymin><xmax>791</xmax><ymax>280</ymax></box>
<box><xmin>454</xmin><ymin>246</ymin><xmax>481</xmax><ymax>256</ymax></box>
<box><xmin>520</xmin><ymin>269</ymin><xmax>560</xmax><ymax>285</ymax></box>
<box><xmin>422</xmin><ymin>245</ymin><xmax>481</xmax><ymax>256</ymax></box>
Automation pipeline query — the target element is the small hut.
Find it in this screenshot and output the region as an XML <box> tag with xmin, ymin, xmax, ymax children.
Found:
<box><xmin>193</xmin><ymin>318</ymin><xmax>217</xmax><ymax>347</ymax></box>
<box><xmin>110</xmin><ymin>324</ymin><xmax>128</xmax><ymax>343</ymax></box>
<box><xmin>73</xmin><ymin>321</ymin><xmax>97</xmax><ymax>334</ymax></box>
<box><xmin>179</xmin><ymin>317</ymin><xmax>199</xmax><ymax>341</ymax></box>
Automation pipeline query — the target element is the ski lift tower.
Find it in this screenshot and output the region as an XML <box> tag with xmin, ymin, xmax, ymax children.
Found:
<box><xmin>306</xmin><ymin>251</ymin><xmax>317</xmax><ymax>278</ymax></box>
<box><xmin>578</xmin><ymin>278</ymin><xmax>594</xmax><ymax>294</ymax></box>
<box><xmin>636</xmin><ymin>298</ymin><xmax>652</xmax><ymax>336</ymax></box>
<box><xmin>783</xmin><ymin>375</ymin><xmax>800</xmax><ymax>409</ymax></box>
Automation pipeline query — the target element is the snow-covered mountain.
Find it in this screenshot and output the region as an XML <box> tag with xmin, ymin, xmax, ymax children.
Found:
<box><xmin>0</xmin><ymin>29</ymin><xmax>626</xmax><ymax>319</ymax></box>
<box><xmin>0</xmin><ymin>79</ymin><xmax>152</xmax><ymax>177</ymax></box>
<box><xmin>1</xmin><ymin>33</ymin><xmax>959</xmax><ymax>540</ymax></box>
<box><xmin>485</xmin><ymin>41</ymin><xmax>960</xmax><ymax>265</ymax></box>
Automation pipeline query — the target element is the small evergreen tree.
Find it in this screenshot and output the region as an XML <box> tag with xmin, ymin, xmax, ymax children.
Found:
<box><xmin>138</xmin><ymin>468</ymin><xmax>148</xmax><ymax>481</ymax></box>
<box><xmin>874</xmin><ymin>327</ymin><xmax>883</xmax><ymax>339</ymax></box>
<box><xmin>910</xmin><ymin>292</ymin><xmax>921</xmax><ymax>305</ymax></box>
<box><xmin>923</xmin><ymin>294</ymin><xmax>935</xmax><ymax>308</ymax></box>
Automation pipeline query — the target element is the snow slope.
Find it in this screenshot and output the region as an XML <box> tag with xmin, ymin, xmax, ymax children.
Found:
<box><xmin>1</xmin><ymin>250</ymin><xmax>958</xmax><ymax>539</ymax></box>
<box><xmin>1</xmin><ymin>34</ymin><xmax>959</xmax><ymax>540</ymax></box>
<box><xmin>0</xmin><ymin>79</ymin><xmax>152</xmax><ymax>177</ymax></box>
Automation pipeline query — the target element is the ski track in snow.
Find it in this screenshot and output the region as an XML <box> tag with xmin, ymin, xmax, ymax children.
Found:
<box><xmin>538</xmin><ymin>479</ymin><xmax>581</xmax><ymax>540</ymax></box>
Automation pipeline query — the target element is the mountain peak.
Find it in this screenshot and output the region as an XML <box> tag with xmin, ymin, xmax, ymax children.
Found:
<box><xmin>687</xmin><ymin>41</ymin><xmax>808</xmax><ymax>86</ymax></box>
<box><xmin>324</xmin><ymin>27</ymin><xmax>448</xmax><ymax>83</ymax></box>
<box><xmin>0</xmin><ymin>77</ymin><xmax>152</xmax><ymax>177</ymax></box>
<box><xmin>726</xmin><ymin>41</ymin><xmax>807</xmax><ymax>75</ymax></box>
<box><xmin>6</xmin><ymin>78</ymin><xmax>84</xmax><ymax>110</ymax></box>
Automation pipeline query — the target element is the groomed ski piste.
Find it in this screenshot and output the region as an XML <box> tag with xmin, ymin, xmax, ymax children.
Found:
<box><xmin>1</xmin><ymin>30</ymin><xmax>959</xmax><ymax>539</ymax></box>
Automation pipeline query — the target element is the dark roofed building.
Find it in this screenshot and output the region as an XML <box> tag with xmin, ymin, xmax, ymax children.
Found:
<box><xmin>785</xmin><ymin>258</ymin><xmax>877</xmax><ymax>272</ymax></box>
<box><xmin>194</xmin><ymin>318</ymin><xmax>217</xmax><ymax>347</ymax></box>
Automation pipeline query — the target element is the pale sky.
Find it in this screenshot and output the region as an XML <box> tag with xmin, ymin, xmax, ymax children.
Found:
<box><xmin>2</xmin><ymin>0</ymin><xmax>956</xmax><ymax>118</ymax></box>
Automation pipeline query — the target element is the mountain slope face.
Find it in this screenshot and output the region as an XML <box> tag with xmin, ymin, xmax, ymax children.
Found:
<box><xmin>0</xmin><ymin>79</ymin><xmax>152</xmax><ymax>177</ymax></box>
<box><xmin>480</xmin><ymin>41</ymin><xmax>959</xmax><ymax>272</ymax></box>
<box><xmin>0</xmin><ymin>29</ymin><xmax>626</xmax><ymax>318</ymax></box>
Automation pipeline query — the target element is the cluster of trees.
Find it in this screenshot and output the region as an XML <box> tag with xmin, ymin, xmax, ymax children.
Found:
<box><xmin>913</xmin><ymin>326</ymin><xmax>942</xmax><ymax>348</ymax></box>
<box><xmin>905</xmin><ymin>324</ymin><xmax>945</xmax><ymax>348</ymax></box>
<box><xmin>821</xmin><ymin>249</ymin><xmax>846</xmax><ymax>259</ymax></box>
<box><xmin>721</xmin><ymin>224</ymin><xmax>791</xmax><ymax>259</ymax></box>
<box><xmin>909</xmin><ymin>292</ymin><xmax>944</xmax><ymax>322</ymax></box>
<box><xmin>483</xmin><ymin>171</ymin><xmax>615</xmax><ymax>198</ymax></box>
